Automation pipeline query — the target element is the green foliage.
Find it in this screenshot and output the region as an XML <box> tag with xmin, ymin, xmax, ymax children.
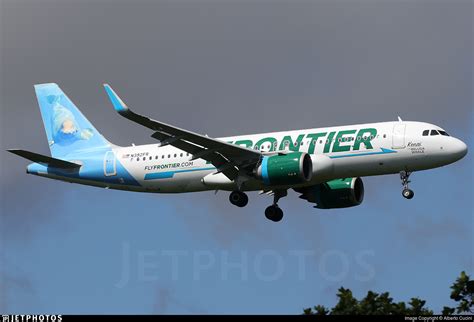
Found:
<box><xmin>304</xmin><ymin>287</ymin><xmax>432</xmax><ymax>315</ymax></box>
<box><xmin>303</xmin><ymin>271</ymin><xmax>473</xmax><ymax>315</ymax></box>
<box><xmin>303</xmin><ymin>305</ymin><xmax>329</xmax><ymax>315</ymax></box>
<box><xmin>442</xmin><ymin>306</ymin><xmax>455</xmax><ymax>315</ymax></box>
<box><xmin>446</xmin><ymin>271</ymin><xmax>474</xmax><ymax>314</ymax></box>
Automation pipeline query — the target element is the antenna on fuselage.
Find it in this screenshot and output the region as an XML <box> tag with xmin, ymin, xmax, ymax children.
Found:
<box><xmin>397</xmin><ymin>116</ymin><xmax>403</xmax><ymax>122</ymax></box>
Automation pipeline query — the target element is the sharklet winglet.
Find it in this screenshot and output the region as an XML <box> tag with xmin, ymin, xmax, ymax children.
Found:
<box><xmin>103</xmin><ymin>84</ymin><xmax>129</xmax><ymax>114</ymax></box>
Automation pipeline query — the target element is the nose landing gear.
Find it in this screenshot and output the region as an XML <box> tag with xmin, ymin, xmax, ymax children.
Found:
<box><xmin>400</xmin><ymin>171</ymin><xmax>414</xmax><ymax>199</ymax></box>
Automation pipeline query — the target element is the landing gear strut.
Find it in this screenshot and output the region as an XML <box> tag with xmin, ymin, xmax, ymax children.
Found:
<box><xmin>400</xmin><ymin>171</ymin><xmax>414</xmax><ymax>199</ymax></box>
<box><xmin>265</xmin><ymin>190</ymin><xmax>287</xmax><ymax>222</ymax></box>
<box><xmin>229</xmin><ymin>191</ymin><xmax>248</xmax><ymax>207</ymax></box>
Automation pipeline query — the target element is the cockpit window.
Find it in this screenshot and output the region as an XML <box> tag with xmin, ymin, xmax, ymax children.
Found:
<box><xmin>422</xmin><ymin>130</ymin><xmax>429</xmax><ymax>136</ymax></box>
<box><xmin>430</xmin><ymin>130</ymin><xmax>439</xmax><ymax>136</ymax></box>
<box><xmin>438</xmin><ymin>130</ymin><xmax>450</xmax><ymax>136</ymax></box>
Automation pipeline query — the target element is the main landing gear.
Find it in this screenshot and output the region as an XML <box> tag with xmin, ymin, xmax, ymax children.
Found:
<box><xmin>400</xmin><ymin>170</ymin><xmax>415</xmax><ymax>200</ymax></box>
<box><xmin>265</xmin><ymin>190</ymin><xmax>287</xmax><ymax>222</ymax></box>
<box><xmin>229</xmin><ymin>190</ymin><xmax>248</xmax><ymax>207</ymax></box>
<box><xmin>229</xmin><ymin>189</ymin><xmax>287</xmax><ymax>222</ymax></box>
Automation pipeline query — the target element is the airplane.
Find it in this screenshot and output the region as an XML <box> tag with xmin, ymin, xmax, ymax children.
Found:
<box><xmin>8</xmin><ymin>83</ymin><xmax>468</xmax><ymax>222</ymax></box>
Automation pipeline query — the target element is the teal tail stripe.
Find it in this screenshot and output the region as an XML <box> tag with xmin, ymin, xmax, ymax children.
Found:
<box><xmin>144</xmin><ymin>167</ymin><xmax>215</xmax><ymax>180</ymax></box>
<box><xmin>330</xmin><ymin>148</ymin><xmax>397</xmax><ymax>159</ymax></box>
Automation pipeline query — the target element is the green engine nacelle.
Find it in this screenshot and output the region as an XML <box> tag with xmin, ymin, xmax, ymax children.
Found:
<box><xmin>257</xmin><ymin>152</ymin><xmax>313</xmax><ymax>186</ymax></box>
<box><xmin>313</xmin><ymin>177</ymin><xmax>364</xmax><ymax>209</ymax></box>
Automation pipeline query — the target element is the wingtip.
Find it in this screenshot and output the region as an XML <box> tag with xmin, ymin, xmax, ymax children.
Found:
<box><xmin>103</xmin><ymin>83</ymin><xmax>129</xmax><ymax>113</ymax></box>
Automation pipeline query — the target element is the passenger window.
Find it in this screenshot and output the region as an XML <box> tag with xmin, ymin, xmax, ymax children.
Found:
<box><xmin>168</xmin><ymin>154</ymin><xmax>171</xmax><ymax>158</ymax></box>
<box><xmin>431</xmin><ymin>130</ymin><xmax>439</xmax><ymax>136</ymax></box>
<box><xmin>162</xmin><ymin>155</ymin><xmax>165</xmax><ymax>159</ymax></box>
<box><xmin>174</xmin><ymin>154</ymin><xmax>177</xmax><ymax>157</ymax></box>
<box><xmin>136</xmin><ymin>158</ymin><xmax>139</xmax><ymax>162</ymax></box>
<box><xmin>155</xmin><ymin>156</ymin><xmax>158</xmax><ymax>160</ymax></box>
<box><xmin>149</xmin><ymin>156</ymin><xmax>152</xmax><ymax>160</ymax></box>
<box><xmin>422</xmin><ymin>130</ymin><xmax>429</xmax><ymax>136</ymax></box>
<box><xmin>143</xmin><ymin>157</ymin><xmax>146</xmax><ymax>161</ymax></box>
<box><xmin>357</xmin><ymin>136</ymin><xmax>361</xmax><ymax>141</ymax></box>
<box><xmin>180</xmin><ymin>153</ymin><xmax>183</xmax><ymax>157</ymax></box>
<box><xmin>383</xmin><ymin>134</ymin><xmax>386</xmax><ymax>138</ymax></box>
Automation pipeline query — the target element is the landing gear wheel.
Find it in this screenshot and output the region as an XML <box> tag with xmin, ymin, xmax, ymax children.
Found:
<box><xmin>400</xmin><ymin>171</ymin><xmax>415</xmax><ymax>200</ymax></box>
<box><xmin>402</xmin><ymin>189</ymin><xmax>414</xmax><ymax>199</ymax></box>
<box><xmin>229</xmin><ymin>191</ymin><xmax>248</xmax><ymax>207</ymax></box>
<box><xmin>265</xmin><ymin>205</ymin><xmax>284</xmax><ymax>222</ymax></box>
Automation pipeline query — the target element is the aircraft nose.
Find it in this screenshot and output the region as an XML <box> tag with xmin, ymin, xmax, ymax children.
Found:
<box><xmin>451</xmin><ymin>138</ymin><xmax>468</xmax><ymax>160</ymax></box>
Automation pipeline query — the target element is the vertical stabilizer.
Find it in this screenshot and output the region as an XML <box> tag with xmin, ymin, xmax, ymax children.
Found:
<box><xmin>34</xmin><ymin>83</ymin><xmax>111</xmax><ymax>158</ymax></box>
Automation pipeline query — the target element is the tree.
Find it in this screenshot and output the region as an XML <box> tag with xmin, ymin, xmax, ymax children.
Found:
<box><xmin>444</xmin><ymin>271</ymin><xmax>474</xmax><ymax>314</ymax></box>
<box><xmin>303</xmin><ymin>288</ymin><xmax>432</xmax><ymax>315</ymax></box>
<box><xmin>303</xmin><ymin>271</ymin><xmax>473</xmax><ymax>315</ymax></box>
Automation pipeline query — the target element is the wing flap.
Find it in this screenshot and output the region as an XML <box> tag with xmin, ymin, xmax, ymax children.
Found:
<box><xmin>151</xmin><ymin>132</ymin><xmax>239</xmax><ymax>179</ymax></box>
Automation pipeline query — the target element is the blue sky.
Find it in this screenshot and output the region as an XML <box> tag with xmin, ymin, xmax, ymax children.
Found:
<box><xmin>2</xmin><ymin>133</ymin><xmax>472</xmax><ymax>313</ymax></box>
<box><xmin>1</xmin><ymin>0</ymin><xmax>472</xmax><ymax>314</ymax></box>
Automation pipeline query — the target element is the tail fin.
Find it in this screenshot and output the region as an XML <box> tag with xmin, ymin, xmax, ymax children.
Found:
<box><xmin>34</xmin><ymin>83</ymin><xmax>111</xmax><ymax>158</ymax></box>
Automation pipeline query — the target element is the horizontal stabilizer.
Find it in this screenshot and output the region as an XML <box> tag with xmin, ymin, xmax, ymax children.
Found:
<box><xmin>7</xmin><ymin>149</ymin><xmax>81</xmax><ymax>169</ymax></box>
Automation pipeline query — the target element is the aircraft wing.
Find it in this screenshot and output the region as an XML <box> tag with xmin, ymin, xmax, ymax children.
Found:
<box><xmin>103</xmin><ymin>84</ymin><xmax>262</xmax><ymax>180</ymax></box>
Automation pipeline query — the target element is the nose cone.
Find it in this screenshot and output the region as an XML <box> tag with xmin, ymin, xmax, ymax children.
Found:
<box><xmin>451</xmin><ymin>138</ymin><xmax>468</xmax><ymax>161</ymax></box>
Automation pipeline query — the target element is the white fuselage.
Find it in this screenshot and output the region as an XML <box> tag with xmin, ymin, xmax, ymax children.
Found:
<box><xmin>44</xmin><ymin>120</ymin><xmax>462</xmax><ymax>193</ymax></box>
<box><xmin>28</xmin><ymin>120</ymin><xmax>467</xmax><ymax>193</ymax></box>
